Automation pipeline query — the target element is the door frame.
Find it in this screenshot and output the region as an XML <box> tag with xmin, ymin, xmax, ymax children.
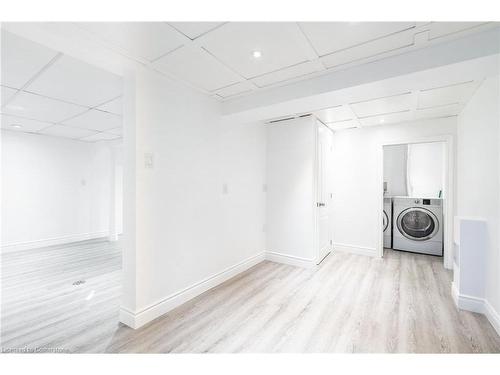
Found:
<box><xmin>377</xmin><ymin>134</ymin><xmax>454</xmax><ymax>270</ymax></box>
<box><xmin>314</xmin><ymin>118</ymin><xmax>334</xmax><ymax>264</ymax></box>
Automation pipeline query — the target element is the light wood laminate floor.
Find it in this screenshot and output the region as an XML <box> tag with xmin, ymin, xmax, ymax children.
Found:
<box><xmin>1</xmin><ymin>239</ymin><xmax>499</xmax><ymax>353</ymax></box>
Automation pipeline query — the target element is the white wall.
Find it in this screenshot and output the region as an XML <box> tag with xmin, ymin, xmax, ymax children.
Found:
<box><xmin>1</xmin><ymin>131</ymin><xmax>115</xmax><ymax>251</ymax></box>
<box><xmin>266</xmin><ymin>117</ymin><xmax>316</xmax><ymax>265</ymax></box>
<box><xmin>383</xmin><ymin>144</ymin><xmax>408</xmax><ymax>196</ymax></box>
<box><xmin>457</xmin><ymin>76</ymin><xmax>500</xmax><ymax>315</ymax></box>
<box><xmin>121</xmin><ymin>67</ymin><xmax>266</xmax><ymax>328</ymax></box>
<box><xmin>384</xmin><ymin>142</ymin><xmax>445</xmax><ymax>198</ymax></box>
<box><xmin>407</xmin><ymin>142</ymin><xmax>445</xmax><ymax>198</ymax></box>
<box><xmin>331</xmin><ymin>117</ymin><xmax>457</xmax><ymax>256</ymax></box>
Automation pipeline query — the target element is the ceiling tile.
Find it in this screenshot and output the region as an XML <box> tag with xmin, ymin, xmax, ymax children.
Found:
<box><xmin>38</xmin><ymin>124</ymin><xmax>97</xmax><ymax>139</ymax></box>
<box><xmin>326</xmin><ymin>119</ymin><xmax>358</xmax><ymax>131</ymax></box>
<box><xmin>200</xmin><ymin>22</ymin><xmax>310</xmax><ymax>78</ymax></box>
<box><xmin>214</xmin><ymin>81</ymin><xmax>254</xmax><ymax>98</ymax></box>
<box><xmin>418</xmin><ymin>81</ymin><xmax>477</xmax><ymax>109</ymax></box>
<box><xmin>320</xmin><ymin>29</ymin><xmax>415</xmax><ymax>69</ymax></box>
<box><xmin>107</xmin><ymin>127</ymin><xmax>123</xmax><ymax>135</ymax></box>
<box><xmin>351</xmin><ymin>92</ymin><xmax>413</xmax><ymax>118</ymax></box>
<box><xmin>299</xmin><ymin>22</ymin><xmax>415</xmax><ymax>56</ymax></box>
<box><xmin>315</xmin><ymin>105</ymin><xmax>352</xmax><ymax>124</ymax></box>
<box><xmin>80</xmin><ymin>132</ymin><xmax>121</xmax><ymax>142</ymax></box>
<box><xmin>359</xmin><ymin>110</ymin><xmax>412</xmax><ymax>127</ymax></box>
<box><xmin>1</xmin><ymin>31</ymin><xmax>59</xmax><ymax>89</ymax></box>
<box><xmin>428</xmin><ymin>22</ymin><xmax>489</xmax><ymax>40</ymax></box>
<box><xmin>2</xmin><ymin>91</ymin><xmax>87</xmax><ymax>123</ymax></box>
<box><xmin>96</xmin><ymin>96</ymin><xmax>122</xmax><ymax>115</ymax></box>
<box><xmin>153</xmin><ymin>46</ymin><xmax>241</xmax><ymax>92</ymax></box>
<box><xmin>1</xmin><ymin>86</ymin><xmax>18</xmax><ymax>105</ymax></box>
<box><xmin>27</xmin><ymin>55</ymin><xmax>122</xmax><ymax>107</ymax></box>
<box><xmin>1</xmin><ymin>114</ymin><xmax>52</xmax><ymax>133</ymax></box>
<box><xmin>414</xmin><ymin>103</ymin><xmax>462</xmax><ymax>120</ymax></box>
<box><xmin>62</xmin><ymin>109</ymin><xmax>122</xmax><ymax>132</ymax></box>
<box><xmin>169</xmin><ymin>22</ymin><xmax>225</xmax><ymax>40</ymax></box>
<box><xmin>251</xmin><ymin>61</ymin><xmax>319</xmax><ymax>87</ymax></box>
<box><xmin>79</xmin><ymin>22</ymin><xmax>185</xmax><ymax>61</ymax></box>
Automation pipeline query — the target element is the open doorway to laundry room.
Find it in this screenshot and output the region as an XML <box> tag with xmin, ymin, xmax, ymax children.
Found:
<box><xmin>1</xmin><ymin>30</ymin><xmax>124</xmax><ymax>352</ymax></box>
<box><xmin>381</xmin><ymin>140</ymin><xmax>452</xmax><ymax>266</ymax></box>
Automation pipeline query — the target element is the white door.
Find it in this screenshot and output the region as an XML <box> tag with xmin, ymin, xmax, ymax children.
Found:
<box><xmin>317</xmin><ymin>123</ymin><xmax>332</xmax><ymax>264</ymax></box>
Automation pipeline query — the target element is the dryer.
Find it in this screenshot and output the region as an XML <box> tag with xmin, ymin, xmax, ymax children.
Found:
<box><xmin>392</xmin><ymin>197</ymin><xmax>443</xmax><ymax>256</ymax></box>
<box><xmin>383</xmin><ymin>197</ymin><xmax>392</xmax><ymax>248</ymax></box>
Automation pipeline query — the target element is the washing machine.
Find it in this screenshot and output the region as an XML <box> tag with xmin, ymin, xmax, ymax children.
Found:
<box><xmin>392</xmin><ymin>197</ymin><xmax>443</xmax><ymax>256</ymax></box>
<box><xmin>383</xmin><ymin>197</ymin><xmax>392</xmax><ymax>248</ymax></box>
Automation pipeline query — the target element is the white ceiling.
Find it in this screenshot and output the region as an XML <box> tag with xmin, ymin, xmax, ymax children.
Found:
<box><xmin>2</xmin><ymin>22</ymin><xmax>497</xmax><ymax>139</ymax></box>
<box><xmin>1</xmin><ymin>31</ymin><xmax>122</xmax><ymax>142</ymax></box>
<box><xmin>69</xmin><ymin>21</ymin><xmax>497</xmax><ymax>101</ymax></box>
<box><xmin>310</xmin><ymin>79</ymin><xmax>481</xmax><ymax>130</ymax></box>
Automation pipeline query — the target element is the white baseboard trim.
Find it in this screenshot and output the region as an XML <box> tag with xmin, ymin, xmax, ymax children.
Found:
<box><xmin>1</xmin><ymin>231</ymin><xmax>109</xmax><ymax>253</ymax></box>
<box><xmin>333</xmin><ymin>243</ymin><xmax>377</xmax><ymax>257</ymax></box>
<box><xmin>119</xmin><ymin>251</ymin><xmax>266</xmax><ymax>329</ymax></box>
<box><xmin>119</xmin><ymin>307</ymin><xmax>137</xmax><ymax>329</ymax></box>
<box><xmin>451</xmin><ymin>282</ymin><xmax>500</xmax><ymax>336</ymax></box>
<box><xmin>484</xmin><ymin>300</ymin><xmax>500</xmax><ymax>336</ymax></box>
<box><xmin>265</xmin><ymin>251</ymin><xmax>316</xmax><ymax>268</ymax></box>
<box><xmin>455</xmin><ymin>291</ymin><xmax>485</xmax><ymax>314</ymax></box>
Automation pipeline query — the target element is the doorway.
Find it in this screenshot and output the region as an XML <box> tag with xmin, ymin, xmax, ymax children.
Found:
<box><xmin>379</xmin><ymin>136</ymin><xmax>454</xmax><ymax>270</ymax></box>
<box><xmin>1</xmin><ymin>31</ymin><xmax>125</xmax><ymax>351</ymax></box>
<box><xmin>316</xmin><ymin>120</ymin><xmax>333</xmax><ymax>264</ymax></box>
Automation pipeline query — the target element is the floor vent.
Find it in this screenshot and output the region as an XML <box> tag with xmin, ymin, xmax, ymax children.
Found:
<box><xmin>73</xmin><ymin>280</ymin><xmax>86</xmax><ymax>286</ymax></box>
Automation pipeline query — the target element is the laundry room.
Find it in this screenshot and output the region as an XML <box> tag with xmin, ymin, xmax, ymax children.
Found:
<box><xmin>383</xmin><ymin>141</ymin><xmax>446</xmax><ymax>259</ymax></box>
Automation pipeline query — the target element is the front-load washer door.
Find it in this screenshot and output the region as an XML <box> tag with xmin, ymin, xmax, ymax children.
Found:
<box><xmin>383</xmin><ymin>210</ymin><xmax>389</xmax><ymax>232</ymax></box>
<box><xmin>396</xmin><ymin>207</ymin><xmax>439</xmax><ymax>241</ymax></box>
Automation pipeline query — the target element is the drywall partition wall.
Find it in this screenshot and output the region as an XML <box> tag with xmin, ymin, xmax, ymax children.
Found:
<box><xmin>383</xmin><ymin>144</ymin><xmax>408</xmax><ymax>196</ymax></box>
<box><xmin>383</xmin><ymin>142</ymin><xmax>445</xmax><ymax>198</ymax></box>
<box><xmin>331</xmin><ymin>117</ymin><xmax>457</xmax><ymax>257</ymax></box>
<box><xmin>407</xmin><ymin>142</ymin><xmax>445</xmax><ymax>198</ymax></box>
<box><xmin>265</xmin><ymin>117</ymin><xmax>317</xmax><ymax>267</ymax></box>
<box><xmin>457</xmin><ymin>75</ymin><xmax>500</xmax><ymax>326</ymax></box>
<box><xmin>120</xmin><ymin>67</ymin><xmax>266</xmax><ymax>328</ymax></box>
<box><xmin>1</xmin><ymin>131</ymin><xmax>114</xmax><ymax>251</ymax></box>
<box><xmin>108</xmin><ymin>145</ymin><xmax>124</xmax><ymax>241</ymax></box>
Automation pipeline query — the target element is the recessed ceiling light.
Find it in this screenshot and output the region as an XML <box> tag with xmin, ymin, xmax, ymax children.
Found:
<box><xmin>10</xmin><ymin>124</ymin><xmax>22</xmax><ymax>129</ymax></box>
<box><xmin>252</xmin><ymin>50</ymin><xmax>262</xmax><ymax>59</ymax></box>
<box><xmin>380</xmin><ymin>119</ymin><xmax>385</xmax><ymax>123</ymax></box>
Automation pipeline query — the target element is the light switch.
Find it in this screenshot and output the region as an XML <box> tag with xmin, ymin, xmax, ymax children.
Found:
<box><xmin>222</xmin><ymin>183</ymin><xmax>229</xmax><ymax>195</ymax></box>
<box><xmin>144</xmin><ymin>153</ymin><xmax>154</xmax><ymax>169</ymax></box>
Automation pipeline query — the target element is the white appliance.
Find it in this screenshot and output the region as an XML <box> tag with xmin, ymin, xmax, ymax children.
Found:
<box><xmin>383</xmin><ymin>197</ymin><xmax>392</xmax><ymax>248</ymax></box>
<box><xmin>392</xmin><ymin>197</ymin><xmax>443</xmax><ymax>256</ymax></box>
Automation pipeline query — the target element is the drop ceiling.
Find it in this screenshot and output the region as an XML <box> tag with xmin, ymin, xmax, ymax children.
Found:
<box><xmin>1</xmin><ymin>31</ymin><xmax>122</xmax><ymax>142</ymax></box>
<box><xmin>2</xmin><ymin>22</ymin><xmax>497</xmax><ymax>139</ymax></box>
<box><xmin>69</xmin><ymin>21</ymin><xmax>496</xmax><ymax>100</ymax></box>
<box><xmin>309</xmin><ymin>79</ymin><xmax>482</xmax><ymax>130</ymax></box>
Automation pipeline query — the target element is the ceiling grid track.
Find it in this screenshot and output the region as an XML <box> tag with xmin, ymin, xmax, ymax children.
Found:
<box><xmin>1</xmin><ymin>52</ymin><xmax>63</xmax><ymax>109</ymax></box>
